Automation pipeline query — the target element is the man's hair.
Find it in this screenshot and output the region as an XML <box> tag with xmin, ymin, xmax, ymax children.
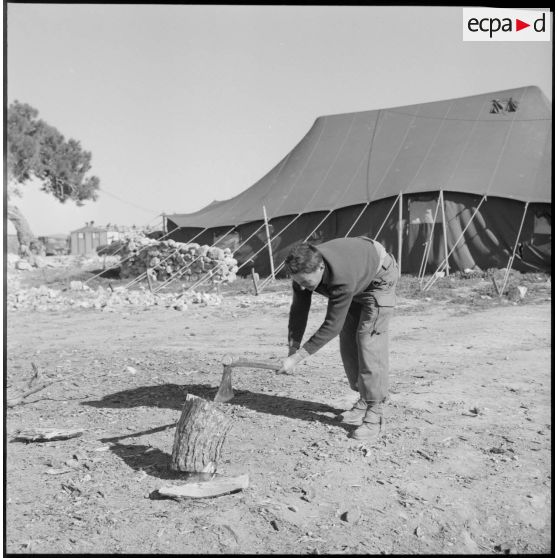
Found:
<box><xmin>284</xmin><ymin>242</ymin><xmax>323</xmax><ymax>274</ymax></box>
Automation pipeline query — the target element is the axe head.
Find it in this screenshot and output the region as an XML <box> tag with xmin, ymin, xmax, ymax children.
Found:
<box><xmin>214</xmin><ymin>365</ymin><xmax>234</xmax><ymax>403</ymax></box>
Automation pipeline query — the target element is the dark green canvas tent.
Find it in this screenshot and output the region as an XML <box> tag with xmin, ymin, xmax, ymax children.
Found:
<box><xmin>166</xmin><ymin>85</ymin><xmax>551</xmax><ymax>278</ymax></box>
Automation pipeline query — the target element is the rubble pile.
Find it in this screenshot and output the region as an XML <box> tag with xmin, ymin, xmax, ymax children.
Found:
<box><xmin>7</xmin><ymin>284</ymin><xmax>223</xmax><ymax>313</ymax></box>
<box><xmin>7</xmin><ymin>253</ymin><xmax>121</xmax><ymax>271</ymax></box>
<box><xmin>117</xmin><ymin>234</ymin><xmax>239</xmax><ymax>284</ymax></box>
<box><xmin>7</xmin><ymin>253</ymin><xmax>22</xmax><ymax>268</ymax></box>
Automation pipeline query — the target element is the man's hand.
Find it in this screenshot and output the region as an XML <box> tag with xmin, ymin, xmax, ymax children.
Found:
<box><xmin>277</xmin><ymin>355</ymin><xmax>299</xmax><ymax>375</ymax></box>
<box><xmin>277</xmin><ymin>348</ymin><xmax>310</xmax><ymax>375</ymax></box>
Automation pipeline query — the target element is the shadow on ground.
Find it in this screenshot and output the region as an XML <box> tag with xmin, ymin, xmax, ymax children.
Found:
<box><xmin>108</xmin><ymin>442</ymin><xmax>181</xmax><ymax>481</ymax></box>
<box><xmin>87</xmin><ymin>267</ymin><xmax>122</xmax><ymax>279</ymax></box>
<box><xmin>83</xmin><ymin>383</ymin><xmax>351</xmax><ymax>480</ymax></box>
<box><xmin>83</xmin><ymin>382</ymin><xmax>349</xmax><ymax>430</ymax></box>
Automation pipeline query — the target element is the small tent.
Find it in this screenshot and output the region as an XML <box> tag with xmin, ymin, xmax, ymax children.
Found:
<box><xmin>166</xmin><ymin>86</ymin><xmax>551</xmax><ymax>278</ymax></box>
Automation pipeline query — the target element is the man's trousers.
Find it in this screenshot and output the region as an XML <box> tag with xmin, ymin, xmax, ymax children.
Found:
<box><xmin>339</xmin><ymin>254</ymin><xmax>398</xmax><ymax>411</ymax></box>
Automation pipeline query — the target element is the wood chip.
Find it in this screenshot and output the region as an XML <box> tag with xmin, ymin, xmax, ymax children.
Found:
<box><xmin>45</xmin><ymin>468</ymin><xmax>72</xmax><ymax>475</ymax></box>
<box><xmin>489</xmin><ymin>447</ymin><xmax>506</xmax><ymax>454</ymax></box>
<box><xmin>416</xmin><ymin>449</ymin><xmax>434</xmax><ymax>461</ymax></box>
<box><xmin>158</xmin><ymin>474</ymin><xmax>249</xmax><ymax>499</ymax></box>
<box><xmin>340</xmin><ymin>508</ymin><xmax>361</xmax><ymax>524</ymax></box>
<box><xmin>13</xmin><ymin>428</ymin><xmax>84</xmax><ymax>442</ymax></box>
<box><xmin>301</xmin><ymin>486</ymin><xmax>316</xmax><ymax>502</ymax></box>
<box><xmin>222</xmin><ymin>524</ymin><xmax>240</xmax><ymax>544</ymax></box>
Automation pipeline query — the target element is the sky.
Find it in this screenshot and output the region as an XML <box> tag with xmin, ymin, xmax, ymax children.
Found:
<box><xmin>6</xmin><ymin>4</ymin><xmax>553</xmax><ymax>236</ymax></box>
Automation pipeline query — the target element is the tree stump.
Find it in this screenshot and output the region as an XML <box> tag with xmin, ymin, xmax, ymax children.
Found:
<box><xmin>170</xmin><ymin>393</ymin><xmax>233</xmax><ymax>474</ymax></box>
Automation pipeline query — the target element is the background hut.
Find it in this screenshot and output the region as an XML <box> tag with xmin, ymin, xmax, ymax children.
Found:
<box><xmin>70</xmin><ymin>222</ymin><xmax>108</xmax><ymax>256</ymax></box>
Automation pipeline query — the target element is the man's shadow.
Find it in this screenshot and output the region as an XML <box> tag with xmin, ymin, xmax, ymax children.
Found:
<box><xmin>83</xmin><ymin>383</ymin><xmax>351</xmax><ymax>480</ymax></box>
<box><xmin>83</xmin><ymin>382</ymin><xmax>347</xmax><ymax>424</ymax></box>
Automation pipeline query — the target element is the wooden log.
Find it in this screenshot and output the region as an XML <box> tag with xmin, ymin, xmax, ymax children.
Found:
<box><xmin>170</xmin><ymin>394</ymin><xmax>233</xmax><ymax>473</ymax></box>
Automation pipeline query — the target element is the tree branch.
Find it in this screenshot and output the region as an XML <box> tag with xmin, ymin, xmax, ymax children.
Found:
<box><xmin>7</xmin><ymin>363</ymin><xmax>82</xmax><ymax>408</ymax></box>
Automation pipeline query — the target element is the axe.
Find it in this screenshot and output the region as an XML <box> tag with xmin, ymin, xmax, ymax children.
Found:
<box><xmin>214</xmin><ymin>355</ymin><xmax>282</xmax><ymax>403</ymax></box>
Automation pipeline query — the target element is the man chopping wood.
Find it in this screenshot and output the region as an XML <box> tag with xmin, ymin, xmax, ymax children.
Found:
<box><xmin>278</xmin><ymin>237</ymin><xmax>398</xmax><ymax>442</ymax></box>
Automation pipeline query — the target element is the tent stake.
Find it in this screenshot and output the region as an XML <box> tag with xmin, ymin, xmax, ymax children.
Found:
<box><xmin>491</xmin><ymin>275</ymin><xmax>502</xmax><ymax>297</ymax></box>
<box><xmin>251</xmin><ymin>267</ymin><xmax>259</xmax><ymax>296</ymax></box>
<box><xmin>440</xmin><ymin>190</ymin><xmax>450</xmax><ymax>277</ymax></box>
<box><xmin>262</xmin><ymin>206</ymin><xmax>275</xmax><ymax>281</ymax></box>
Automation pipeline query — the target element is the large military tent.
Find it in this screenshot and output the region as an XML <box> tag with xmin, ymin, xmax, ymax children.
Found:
<box><xmin>166</xmin><ymin>85</ymin><xmax>551</xmax><ymax>279</ymax></box>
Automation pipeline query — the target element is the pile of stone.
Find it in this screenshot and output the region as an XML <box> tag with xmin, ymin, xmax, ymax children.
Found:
<box><xmin>7</xmin><ymin>282</ymin><xmax>223</xmax><ymax>313</ymax></box>
<box><xmin>117</xmin><ymin>234</ymin><xmax>239</xmax><ymax>284</ymax></box>
<box><xmin>7</xmin><ymin>253</ymin><xmax>121</xmax><ymax>271</ymax></box>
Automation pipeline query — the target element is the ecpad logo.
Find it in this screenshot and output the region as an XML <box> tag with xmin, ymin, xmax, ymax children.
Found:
<box><xmin>463</xmin><ymin>8</ymin><xmax>550</xmax><ymax>42</ymax></box>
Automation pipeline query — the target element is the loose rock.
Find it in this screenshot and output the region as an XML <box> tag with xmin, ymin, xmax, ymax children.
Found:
<box><xmin>340</xmin><ymin>507</ymin><xmax>361</xmax><ymax>524</ymax></box>
<box><xmin>15</xmin><ymin>260</ymin><xmax>33</xmax><ymax>271</ymax></box>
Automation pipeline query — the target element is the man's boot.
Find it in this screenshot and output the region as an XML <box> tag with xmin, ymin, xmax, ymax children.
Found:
<box><xmin>338</xmin><ymin>398</ymin><xmax>367</xmax><ymax>425</ymax></box>
<box><xmin>350</xmin><ymin>406</ymin><xmax>384</xmax><ymax>441</ymax></box>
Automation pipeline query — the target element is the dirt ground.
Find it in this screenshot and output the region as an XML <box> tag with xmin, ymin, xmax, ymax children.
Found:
<box><xmin>5</xmin><ymin>268</ymin><xmax>552</xmax><ymax>554</ymax></box>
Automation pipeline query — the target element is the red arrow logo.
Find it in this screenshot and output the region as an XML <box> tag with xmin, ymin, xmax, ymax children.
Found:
<box><xmin>516</xmin><ymin>19</ymin><xmax>530</xmax><ymax>31</ymax></box>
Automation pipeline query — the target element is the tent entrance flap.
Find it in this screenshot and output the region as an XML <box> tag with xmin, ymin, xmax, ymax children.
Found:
<box><xmin>423</xmin><ymin>195</ymin><xmax>487</xmax><ymax>291</ymax></box>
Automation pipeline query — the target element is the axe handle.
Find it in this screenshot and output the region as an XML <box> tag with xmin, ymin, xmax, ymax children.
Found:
<box><xmin>225</xmin><ymin>360</ymin><xmax>282</xmax><ymax>372</ymax></box>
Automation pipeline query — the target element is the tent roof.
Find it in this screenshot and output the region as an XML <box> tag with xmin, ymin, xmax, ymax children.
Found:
<box><xmin>169</xmin><ymin>85</ymin><xmax>551</xmax><ymax>229</ymax></box>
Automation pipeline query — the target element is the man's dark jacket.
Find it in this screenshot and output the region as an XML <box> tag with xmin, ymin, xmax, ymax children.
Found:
<box><xmin>288</xmin><ymin>236</ymin><xmax>396</xmax><ymax>355</ymax></box>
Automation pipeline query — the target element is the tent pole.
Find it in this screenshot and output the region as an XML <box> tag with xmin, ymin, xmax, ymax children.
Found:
<box><xmin>344</xmin><ymin>202</ymin><xmax>370</xmax><ymax>238</ymax></box>
<box><xmin>188</xmin><ymin>214</ymin><xmax>303</xmax><ymax>294</ymax></box>
<box><xmin>234</xmin><ymin>214</ymin><xmax>301</xmax><ymax>275</ymax></box>
<box><xmin>499</xmin><ymin>202</ymin><xmax>529</xmax><ymax>295</ymax></box>
<box><xmin>397</xmin><ymin>192</ymin><xmax>403</xmax><ymax>276</ymax></box>
<box><xmin>418</xmin><ymin>191</ymin><xmax>442</xmax><ymax>286</ymax></box>
<box><xmin>423</xmin><ymin>195</ymin><xmax>487</xmax><ymax>292</ymax></box>
<box><xmin>373</xmin><ymin>194</ymin><xmax>401</xmax><ymax>241</ymax></box>
<box><xmin>262</xmin><ymin>206</ymin><xmax>275</xmax><ymax>281</ymax></box>
<box><xmin>259</xmin><ymin>210</ymin><xmax>334</xmax><ymax>292</ymax></box>
<box><xmin>440</xmin><ymin>190</ymin><xmax>450</xmax><ymax>277</ymax></box>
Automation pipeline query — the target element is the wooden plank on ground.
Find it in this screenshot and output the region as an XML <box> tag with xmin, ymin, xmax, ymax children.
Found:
<box><xmin>12</xmin><ymin>428</ymin><xmax>84</xmax><ymax>442</ymax></box>
<box><xmin>158</xmin><ymin>474</ymin><xmax>249</xmax><ymax>499</ymax></box>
